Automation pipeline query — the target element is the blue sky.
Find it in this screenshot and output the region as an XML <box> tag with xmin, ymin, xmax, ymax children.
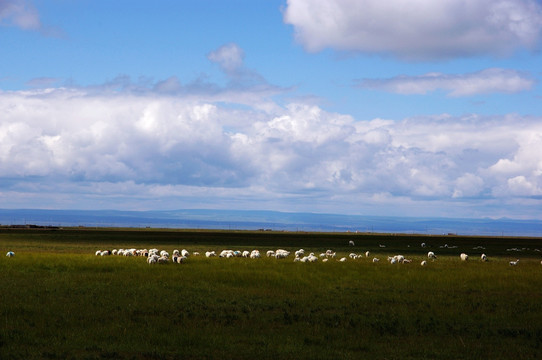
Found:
<box><xmin>1</xmin><ymin>0</ymin><xmax>542</xmax><ymax>220</ymax></box>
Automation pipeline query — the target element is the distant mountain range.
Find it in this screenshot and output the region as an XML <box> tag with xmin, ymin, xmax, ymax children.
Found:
<box><xmin>0</xmin><ymin>208</ymin><xmax>541</xmax><ymax>237</ymax></box>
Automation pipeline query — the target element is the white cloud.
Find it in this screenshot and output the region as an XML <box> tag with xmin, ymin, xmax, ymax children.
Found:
<box><xmin>453</xmin><ymin>173</ymin><xmax>485</xmax><ymax>198</ymax></box>
<box><xmin>358</xmin><ymin>68</ymin><xmax>535</xmax><ymax>96</ymax></box>
<box><xmin>207</xmin><ymin>43</ymin><xmax>245</xmax><ymax>74</ymax></box>
<box><xmin>1</xmin><ymin>83</ymin><xmax>542</xmax><ymax>218</ymax></box>
<box><xmin>284</xmin><ymin>0</ymin><xmax>542</xmax><ymax>60</ymax></box>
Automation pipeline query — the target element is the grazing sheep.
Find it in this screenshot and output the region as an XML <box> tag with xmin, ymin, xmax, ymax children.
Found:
<box><xmin>365</xmin><ymin>251</ymin><xmax>370</xmax><ymax>257</ymax></box>
<box><xmin>349</xmin><ymin>253</ymin><xmax>357</xmax><ymax>259</ymax></box>
<box><xmin>421</xmin><ymin>260</ymin><xmax>427</xmax><ymax>266</ymax></box>
<box><xmin>372</xmin><ymin>258</ymin><xmax>380</xmax><ymax>263</ymax></box>
<box><xmin>307</xmin><ymin>254</ymin><xmax>318</xmax><ymax>262</ymax></box>
<box><xmin>95</xmin><ymin>250</ymin><xmax>102</xmax><ymax>256</ymax></box>
<box><xmin>181</xmin><ymin>249</ymin><xmax>190</xmax><ymax>257</ymax></box>
<box><xmin>177</xmin><ymin>256</ymin><xmax>187</xmax><ymax>264</ymax></box>
<box><xmin>349</xmin><ymin>240</ymin><xmax>355</xmax><ymax>246</ymax></box>
<box><xmin>428</xmin><ymin>251</ymin><xmax>437</xmax><ymax>260</ymax></box>
<box><xmin>322</xmin><ymin>258</ymin><xmax>328</xmax><ymax>262</ymax></box>
<box><xmin>147</xmin><ymin>254</ymin><xmax>159</xmax><ymax>264</ymax></box>
<box><xmin>205</xmin><ymin>251</ymin><xmax>216</xmax><ymax>257</ymax></box>
<box><xmin>242</xmin><ymin>250</ymin><xmax>250</xmax><ymax>258</ymax></box>
<box><xmin>157</xmin><ymin>256</ymin><xmax>169</xmax><ymax>264</ymax></box>
<box><xmin>173</xmin><ymin>250</ymin><xmax>180</xmax><ymax>256</ymax></box>
<box><xmin>6</xmin><ymin>251</ymin><xmax>15</xmax><ymax>257</ymax></box>
<box><xmin>481</xmin><ymin>254</ymin><xmax>488</xmax><ymax>262</ymax></box>
<box><xmin>275</xmin><ymin>249</ymin><xmax>290</xmax><ymax>259</ymax></box>
<box><xmin>250</xmin><ymin>250</ymin><xmax>261</xmax><ymax>259</ymax></box>
<box><xmin>460</xmin><ymin>253</ymin><xmax>469</xmax><ymax>261</ymax></box>
<box><xmin>509</xmin><ymin>259</ymin><xmax>519</xmax><ymax>266</ymax></box>
<box><xmin>339</xmin><ymin>257</ymin><xmax>347</xmax><ymax>262</ymax></box>
<box><xmin>266</xmin><ymin>250</ymin><xmax>275</xmax><ymax>257</ymax></box>
<box><xmin>193</xmin><ymin>252</ymin><xmax>200</xmax><ymax>256</ymax></box>
<box><xmin>421</xmin><ymin>243</ymin><xmax>426</xmax><ymax>248</ymax></box>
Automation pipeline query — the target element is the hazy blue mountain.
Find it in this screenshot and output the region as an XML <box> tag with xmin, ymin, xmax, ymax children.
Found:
<box><xmin>0</xmin><ymin>208</ymin><xmax>540</xmax><ymax>237</ymax></box>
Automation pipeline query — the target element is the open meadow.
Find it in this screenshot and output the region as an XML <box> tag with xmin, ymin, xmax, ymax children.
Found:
<box><xmin>1</xmin><ymin>228</ymin><xmax>542</xmax><ymax>359</ymax></box>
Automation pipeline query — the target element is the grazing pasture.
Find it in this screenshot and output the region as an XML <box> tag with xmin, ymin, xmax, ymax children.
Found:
<box><xmin>1</xmin><ymin>228</ymin><xmax>542</xmax><ymax>359</ymax></box>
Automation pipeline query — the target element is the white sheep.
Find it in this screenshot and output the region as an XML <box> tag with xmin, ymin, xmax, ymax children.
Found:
<box><xmin>205</xmin><ymin>251</ymin><xmax>216</xmax><ymax>257</ymax></box>
<box><xmin>95</xmin><ymin>250</ymin><xmax>101</xmax><ymax>256</ymax></box>
<box><xmin>421</xmin><ymin>260</ymin><xmax>427</xmax><ymax>266</ymax></box>
<box><xmin>157</xmin><ymin>256</ymin><xmax>169</xmax><ymax>264</ymax></box>
<box><xmin>349</xmin><ymin>240</ymin><xmax>355</xmax><ymax>246</ymax></box>
<box><xmin>266</xmin><ymin>250</ymin><xmax>275</xmax><ymax>257</ymax></box>
<box><xmin>339</xmin><ymin>257</ymin><xmax>347</xmax><ymax>262</ymax></box>
<box><xmin>481</xmin><ymin>254</ymin><xmax>487</xmax><ymax>262</ymax></box>
<box><xmin>181</xmin><ymin>249</ymin><xmax>190</xmax><ymax>257</ymax></box>
<box><xmin>509</xmin><ymin>259</ymin><xmax>519</xmax><ymax>266</ymax></box>
<box><xmin>250</xmin><ymin>250</ymin><xmax>261</xmax><ymax>259</ymax></box>
<box><xmin>295</xmin><ymin>249</ymin><xmax>305</xmax><ymax>258</ymax></box>
<box><xmin>219</xmin><ymin>250</ymin><xmax>233</xmax><ymax>257</ymax></box>
<box><xmin>365</xmin><ymin>251</ymin><xmax>370</xmax><ymax>257</ymax></box>
<box><xmin>349</xmin><ymin>253</ymin><xmax>357</xmax><ymax>259</ymax></box>
<box><xmin>173</xmin><ymin>250</ymin><xmax>180</xmax><ymax>256</ymax></box>
<box><xmin>242</xmin><ymin>250</ymin><xmax>250</xmax><ymax>258</ymax></box>
<box><xmin>177</xmin><ymin>256</ymin><xmax>187</xmax><ymax>264</ymax></box>
<box><xmin>428</xmin><ymin>251</ymin><xmax>437</xmax><ymax>260</ymax></box>
<box><xmin>307</xmin><ymin>254</ymin><xmax>318</xmax><ymax>262</ymax></box>
<box><xmin>460</xmin><ymin>253</ymin><xmax>469</xmax><ymax>261</ymax></box>
<box><xmin>372</xmin><ymin>258</ymin><xmax>380</xmax><ymax>263</ymax></box>
<box><xmin>6</xmin><ymin>251</ymin><xmax>15</xmax><ymax>257</ymax></box>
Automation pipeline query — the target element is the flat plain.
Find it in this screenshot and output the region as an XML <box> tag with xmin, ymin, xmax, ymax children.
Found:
<box><xmin>1</xmin><ymin>228</ymin><xmax>542</xmax><ymax>359</ymax></box>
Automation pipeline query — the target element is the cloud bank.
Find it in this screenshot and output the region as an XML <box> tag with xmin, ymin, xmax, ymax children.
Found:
<box><xmin>284</xmin><ymin>0</ymin><xmax>542</xmax><ymax>60</ymax></box>
<box><xmin>358</xmin><ymin>68</ymin><xmax>535</xmax><ymax>96</ymax></box>
<box><xmin>1</xmin><ymin>84</ymin><xmax>541</xmax><ymax>218</ymax></box>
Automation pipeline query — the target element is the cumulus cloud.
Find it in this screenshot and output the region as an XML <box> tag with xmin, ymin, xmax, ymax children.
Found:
<box><xmin>207</xmin><ymin>43</ymin><xmax>245</xmax><ymax>74</ymax></box>
<box><xmin>1</xmin><ymin>83</ymin><xmax>542</xmax><ymax>218</ymax></box>
<box><xmin>358</xmin><ymin>68</ymin><xmax>535</xmax><ymax>96</ymax></box>
<box><xmin>207</xmin><ymin>43</ymin><xmax>268</xmax><ymax>88</ymax></box>
<box><xmin>0</xmin><ymin>0</ymin><xmax>41</xmax><ymax>30</ymax></box>
<box><xmin>283</xmin><ymin>0</ymin><xmax>542</xmax><ymax>60</ymax></box>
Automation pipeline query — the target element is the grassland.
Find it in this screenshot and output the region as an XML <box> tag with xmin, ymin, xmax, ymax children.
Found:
<box><xmin>1</xmin><ymin>228</ymin><xmax>542</xmax><ymax>359</ymax></box>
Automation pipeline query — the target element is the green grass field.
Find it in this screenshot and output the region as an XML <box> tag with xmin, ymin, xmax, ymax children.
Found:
<box><xmin>1</xmin><ymin>228</ymin><xmax>542</xmax><ymax>359</ymax></box>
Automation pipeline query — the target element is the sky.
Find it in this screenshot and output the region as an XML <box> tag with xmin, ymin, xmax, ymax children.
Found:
<box><xmin>1</xmin><ymin>0</ymin><xmax>542</xmax><ymax>220</ymax></box>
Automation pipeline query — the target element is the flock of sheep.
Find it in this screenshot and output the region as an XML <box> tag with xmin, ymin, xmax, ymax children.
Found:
<box><xmin>89</xmin><ymin>242</ymin><xmax>532</xmax><ymax>267</ymax></box>
<box><xmin>4</xmin><ymin>240</ymin><xmax>536</xmax><ymax>267</ymax></box>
